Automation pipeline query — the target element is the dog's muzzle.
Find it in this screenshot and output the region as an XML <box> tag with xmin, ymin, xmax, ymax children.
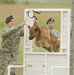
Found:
<box><xmin>29</xmin><ymin>36</ymin><xmax>35</xmax><ymax>40</ymax></box>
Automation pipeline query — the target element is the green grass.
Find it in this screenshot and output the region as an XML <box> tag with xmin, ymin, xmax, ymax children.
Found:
<box><xmin>0</xmin><ymin>2</ymin><xmax>72</xmax><ymax>75</ymax></box>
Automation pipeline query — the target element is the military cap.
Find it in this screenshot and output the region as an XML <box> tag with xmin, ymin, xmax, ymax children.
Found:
<box><xmin>5</xmin><ymin>15</ymin><xmax>14</xmax><ymax>24</ymax></box>
<box><xmin>46</xmin><ymin>18</ymin><xmax>55</xmax><ymax>24</ymax></box>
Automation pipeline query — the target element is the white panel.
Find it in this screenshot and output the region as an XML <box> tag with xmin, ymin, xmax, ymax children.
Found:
<box><xmin>61</xmin><ymin>11</ymin><xmax>70</xmax><ymax>49</ymax></box>
<box><xmin>47</xmin><ymin>63</ymin><xmax>67</xmax><ymax>67</ymax></box>
<box><xmin>24</xmin><ymin>10</ymin><xmax>34</xmax><ymax>52</ymax></box>
<box><xmin>52</xmin><ymin>68</ymin><xmax>68</xmax><ymax>75</ymax></box>
<box><xmin>25</xmin><ymin>73</ymin><xmax>45</xmax><ymax>75</ymax></box>
<box><xmin>26</xmin><ymin>63</ymin><xmax>45</xmax><ymax>68</ymax></box>
<box><xmin>25</xmin><ymin>68</ymin><xmax>45</xmax><ymax>73</ymax></box>
<box><xmin>25</xmin><ymin>10</ymin><xmax>34</xmax><ymax>26</ymax></box>
<box><xmin>25</xmin><ymin>54</ymin><xmax>45</xmax><ymax>75</ymax></box>
<box><xmin>47</xmin><ymin>54</ymin><xmax>67</xmax><ymax>63</ymax></box>
<box><xmin>47</xmin><ymin>54</ymin><xmax>67</xmax><ymax>74</ymax></box>
<box><xmin>25</xmin><ymin>54</ymin><xmax>45</xmax><ymax>63</ymax></box>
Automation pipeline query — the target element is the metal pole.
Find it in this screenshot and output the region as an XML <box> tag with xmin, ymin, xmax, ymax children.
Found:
<box><xmin>70</xmin><ymin>1</ymin><xmax>74</xmax><ymax>75</ymax></box>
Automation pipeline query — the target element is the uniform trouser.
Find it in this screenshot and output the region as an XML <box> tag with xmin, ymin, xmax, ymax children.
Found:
<box><xmin>0</xmin><ymin>51</ymin><xmax>18</xmax><ymax>75</ymax></box>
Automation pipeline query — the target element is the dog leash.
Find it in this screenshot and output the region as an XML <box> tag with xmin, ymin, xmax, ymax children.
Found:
<box><xmin>27</xmin><ymin>10</ymin><xmax>41</xmax><ymax>20</ymax></box>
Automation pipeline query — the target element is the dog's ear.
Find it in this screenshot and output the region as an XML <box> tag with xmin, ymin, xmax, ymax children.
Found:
<box><xmin>28</xmin><ymin>25</ymin><xmax>30</xmax><ymax>29</ymax></box>
<box><xmin>34</xmin><ymin>20</ymin><xmax>38</xmax><ymax>26</ymax></box>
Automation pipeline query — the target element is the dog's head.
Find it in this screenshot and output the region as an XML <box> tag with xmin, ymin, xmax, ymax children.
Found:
<box><xmin>28</xmin><ymin>20</ymin><xmax>40</xmax><ymax>40</ymax></box>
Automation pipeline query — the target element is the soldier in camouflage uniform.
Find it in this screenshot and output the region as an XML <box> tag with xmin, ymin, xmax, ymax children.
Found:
<box><xmin>46</xmin><ymin>18</ymin><xmax>60</xmax><ymax>38</ymax></box>
<box><xmin>0</xmin><ymin>15</ymin><xmax>25</xmax><ymax>75</ymax></box>
<box><xmin>43</xmin><ymin>18</ymin><xmax>60</xmax><ymax>51</ymax></box>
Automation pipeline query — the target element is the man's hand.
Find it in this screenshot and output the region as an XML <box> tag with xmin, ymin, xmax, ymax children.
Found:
<box><xmin>20</xmin><ymin>21</ymin><xmax>25</xmax><ymax>27</ymax></box>
<box><xmin>20</xmin><ymin>18</ymin><xmax>27</xmax><ymax>27</ymax></box>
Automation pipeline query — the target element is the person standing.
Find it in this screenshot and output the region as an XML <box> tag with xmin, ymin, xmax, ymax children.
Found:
<box><xmin>0</xmin><ymin>15</ymin><xmax>25</xmax><ymax>75</ymax></box>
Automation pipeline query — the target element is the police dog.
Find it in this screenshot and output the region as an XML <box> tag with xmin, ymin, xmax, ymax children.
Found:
<box><xmin>28</xmin><ymin>21</ymin><xmax>60</xmax><ymax>52</ymax></box>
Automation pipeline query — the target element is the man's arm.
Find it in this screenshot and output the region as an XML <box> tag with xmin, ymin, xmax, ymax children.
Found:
<box><xmin>50</xmin><ymin>29</ymin><xmax>60</xmax><ymax>38</ymax></box>
<box><xmin>19</xmin><ymin>28</ymin><xmax>24</xmax><ymax>36</ymax></box>
<box><xmin>2</xmin><ymin>22</ymin><xmax>25</xmax><ymax>37</ymax></box>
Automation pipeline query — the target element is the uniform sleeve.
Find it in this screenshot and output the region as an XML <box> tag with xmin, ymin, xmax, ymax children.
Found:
<box><xmin>54</xmin><ymin>29</ymin><xmax>60</xmax><ymax>38</ymax></box>
<box><xmin>19</xmin><ymin>28</ymin><xmax>24</xmax><ymax>36</ymax></box>
<box><xmin>50</xmin><ymin>29</ymin><xmax>60</xmax><ymax>38</ymax></box>
<box><xmin>2</xmin><ymin>25</ymin><xmax>22</xmax><ymax>37</ymax></box>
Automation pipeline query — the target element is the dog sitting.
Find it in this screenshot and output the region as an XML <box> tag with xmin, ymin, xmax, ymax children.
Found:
<box><xmin>28</xmin><ymin>20</ymin><xmax>60</xmax><ymax>52</ymax></box>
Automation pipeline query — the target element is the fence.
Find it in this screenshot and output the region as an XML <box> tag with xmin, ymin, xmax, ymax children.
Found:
<box><xmin>0</xmin><ymin>1</ymin><xmax>72</xmax><ymax>75</ymax></box>
<box><xmin>16</xmin><ymin>0</ymin><xmax>72</xmax><ymax>2</ymax></box>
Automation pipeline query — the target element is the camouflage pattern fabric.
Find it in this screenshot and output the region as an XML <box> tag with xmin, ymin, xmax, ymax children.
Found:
<box><xmin>0</xmin><ymin>25</ymin><xmax>24</xmax><ymax>75</ymax></box>
<box><xmin>48</xmin><ymin>28</ymin><xmax>60</xmax><ymax>38</ymax></box>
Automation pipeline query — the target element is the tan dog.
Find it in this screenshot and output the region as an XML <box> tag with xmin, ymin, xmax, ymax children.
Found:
<box><xmin>28</xmin><ymin>21</ymin><xmax>60</xmax><ymax>52</ymax></box>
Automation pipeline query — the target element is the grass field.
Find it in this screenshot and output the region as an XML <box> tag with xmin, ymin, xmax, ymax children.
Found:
<box><xmin>0</xmin><ymin>2</ymin><xmax>72</xmax><ymax>75</ymax></box>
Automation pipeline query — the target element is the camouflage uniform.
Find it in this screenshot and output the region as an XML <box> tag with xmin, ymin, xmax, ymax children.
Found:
<box><xmin>0</xmin><ymin>25</ymin><xmax>24</xmax><ymax>75</ymax></box>
<box><xmin>48</xmin><ymin>28</ymin><xmax>60</xmax><ymax>38</ymax></box>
